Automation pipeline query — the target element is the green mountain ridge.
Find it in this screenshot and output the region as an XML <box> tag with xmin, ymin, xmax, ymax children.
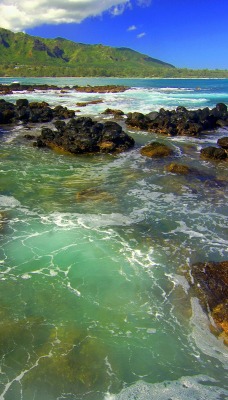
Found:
<box><xmin>0</xmin><ymin>27</ymin><xmax>174</xmax><ymax>77</ymax></box>
<box><xmin>0</xmin><ymin>27</ymin><xmax>228</xmax><ymax>78</ymax></box>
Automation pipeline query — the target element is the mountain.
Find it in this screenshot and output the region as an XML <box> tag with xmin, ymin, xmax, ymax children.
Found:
<box><xmin>0</xmin><ymin>27</ymin><xmax>175</xmax><ymax>77</ymax></box>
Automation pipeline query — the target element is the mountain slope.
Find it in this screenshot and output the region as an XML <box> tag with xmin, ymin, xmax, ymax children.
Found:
<box><xmin>0</xmin><ymin>27</ymin><xmax>175</xmax><ymax>77</ymax></box>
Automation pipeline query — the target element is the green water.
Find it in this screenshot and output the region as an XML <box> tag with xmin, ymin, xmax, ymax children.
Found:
<box><xmin>0</xmin><ymin>125</ymin><xmax>227</xmax><ymax>400</ymax></box>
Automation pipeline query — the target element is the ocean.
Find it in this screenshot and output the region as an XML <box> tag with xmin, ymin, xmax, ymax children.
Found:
<box><xmin>0</xmin><ymin>78</ymin><xmax>227</xmax><ymax>400</ymax></box>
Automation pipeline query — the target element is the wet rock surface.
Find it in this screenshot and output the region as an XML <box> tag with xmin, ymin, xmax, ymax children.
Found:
<box><xmin>140</xmin><ymin>141</ymin><xmax>173</xmax><ymax>158</ymax></box>
<box><xmin>36</xmin><ymin>117</ymin><xmax>135</xmax><ymax>154</ymax></box>
<box><xmin>165</xmin><ymin>162</ymin><xmax>191</xmax><ymax>174</ymax></box>
<box><xmin>190</xmin><ymin>261</ymin><xmax>228</xmax><ymax>342</ymax></box>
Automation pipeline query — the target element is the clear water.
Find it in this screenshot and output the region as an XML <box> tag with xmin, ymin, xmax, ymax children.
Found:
<box><xmin>0</xmin><ymin>78</ymin><xmax>227</xmax><ymax>400</ymax></box>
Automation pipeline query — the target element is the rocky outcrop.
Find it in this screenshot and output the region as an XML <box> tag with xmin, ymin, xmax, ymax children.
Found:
<box><xmin>36</xmin><ymin>117</ymin><xmax>135</xmax><ymax>154</ymax></box>
<box><xmin>190</xmin><ymin>261</ymin><xmax>228</xmax><ymax>343</ymax></box>
<box><xmin>0</xmin><ymin>84</ymin><xmax>128</xmax><ymax>95</ymax></box>
<box><xmin>140</xmin><ymin>141</ymin><xmax>173</xmax><ymax>158</ymax></box>
<box><xmin>126</xmin><ymin>103</ymin><xmax>228</xmax><ymax>136</ymax></box>
<box><xmin>0</xmin><ymin>99</ymin><xmax>75</xmax><ymax>124</ymax></box>
<box><xmin>73</xmin><ymin>85</ymin><xmax>128</xmax><ymax>93</ymax></box>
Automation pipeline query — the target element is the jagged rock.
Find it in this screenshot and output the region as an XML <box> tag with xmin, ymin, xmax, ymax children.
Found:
<box><xmin>53</xmin><ymin>105</ymin><xmax>75</xmax><ymax>119</ymax></box>
<box><xmin>126</xmin><ymin>103</ymin><xmax>228</xmax><ymax>136</ymax></box>
<box><xmin>126</xmin><ymin>112</ymin><xmax>150</xmax><ymax>130</ymax></box>
<box><xmin>200</xmin><ymin>146</ymin><xmax>227</xmax><ymax>161</ymax></box>
<box><xmin>16</xmin><ymin>98</ymin><xmax>29</xmax><ymax>108</ymax></box>
<box><xmin>36</xmin><ymin>117</ymin><xmax>134</xmax><ymax>154</ymax></box>
<box><xmin>140</xmin><ymin>141</ymin><xmax>173</xmax><ymax>158</ymax></box>
<box><xmin>0</xmin><ymin>99</ymin><xmax>75</xmax><ymax>124</ymax></box>
<box><xmin>190</xmin><ymin>261</ymin><xmax>228</xmax><ymax>342</ymax></box>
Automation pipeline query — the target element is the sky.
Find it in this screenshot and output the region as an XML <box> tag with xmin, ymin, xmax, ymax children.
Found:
<box><xmin>0</xmin><ymin>0</ymin><xmax>228</xmax><ymax>69</ymax></box>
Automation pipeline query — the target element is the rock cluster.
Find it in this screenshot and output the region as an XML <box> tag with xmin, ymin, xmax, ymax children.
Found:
<box><xmin>0</xmin><ymin>83</ymin><xmax>61</xmax><ymax>95</ymax></box>
<box><xmin>36</xmin><ymin>117</ymin><xmax>135</xmax><ymax>154</ymax></box>
<box><xmin>0</xmin><ymin>98</ymin><xmax>75</xmax><ymax>124</ymax></box>
<box><xmin>0</xmin><ymin>83</ymin><xmax>128</xmax><ymax>95</ymax></box>
<box><xmin>126</xmin><ymin>103</ymin><xmax>228</xmax><ymax>136</ymax></box>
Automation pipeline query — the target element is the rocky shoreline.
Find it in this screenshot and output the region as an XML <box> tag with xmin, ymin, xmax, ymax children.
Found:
<box><xmin>126</xmin><ymin>103</ymin><xmax>228</xmax><ymax>135</ymax></box>
<box><xmin>0</xmin><ymin>83</ymin><xmax>128</xmax><ymax>95</ymax></box>
<box><xmin>0</xmin><ymin>89</ymin><xmax>228</xmax><ymax>339</ymax></box>
<box><xmin>1</xmin><ymin>95</ymin><xmax>228</xmax><ymax>160</ymax></box>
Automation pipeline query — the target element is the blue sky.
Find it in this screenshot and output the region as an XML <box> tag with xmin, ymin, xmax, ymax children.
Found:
<box><xmin>0</xmin><ymin>0</ymin><xmax>227</xmax><ymax>69</ymax></box>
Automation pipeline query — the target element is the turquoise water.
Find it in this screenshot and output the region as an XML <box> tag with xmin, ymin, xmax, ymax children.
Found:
<box><xmin>0</xmin><ymin>78</ymin><xmax>228</xmax><ymax>399</ymax></box>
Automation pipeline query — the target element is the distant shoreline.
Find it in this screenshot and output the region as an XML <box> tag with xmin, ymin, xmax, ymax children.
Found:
<box><xmin>1</xmin><ymin>76</ymin><xmax>228</xmax><ymax>80</ymax></box>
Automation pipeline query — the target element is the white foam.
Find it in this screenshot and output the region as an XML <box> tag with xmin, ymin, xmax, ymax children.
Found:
<box><xmin>46</xmin><ymin>212</ymin><xmax>135</xmax><ymax>229</ymax></box>
<box><xmin>190</xmin><ymin>297</ymin><xmax>228</xmax><ymax>367</ymax></box>
<box><xmin>107</xmin><ymin>375</ymin><xmax>228</xmax><ymax>400</ymax></box>
<box><xmin>0</xmin><ymin>195</ymin><xmax>21</xmax><ymax>208</ymax></box>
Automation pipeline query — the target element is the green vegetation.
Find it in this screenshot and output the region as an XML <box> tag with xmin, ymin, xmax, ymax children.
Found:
<box><xmin>0</xmin><ymin>27</ymin><xmax>228</xmax><ymax>78</ymax></box>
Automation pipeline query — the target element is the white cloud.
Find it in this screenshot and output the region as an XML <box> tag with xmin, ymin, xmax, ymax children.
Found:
<box><xmin>136</xmin><ymin>0</ymin><xmax>151</xmax><ymax>6</ymax></box>
<box><xmin>127</xmin><ymin>25</ymin><xmax>137</xmax><ymax>31</ymax></box>
<box><xmin>111</xmin><ymin>2</ymin><xmax>129</xmax><ymax>15</ymax></box>
<box><xmin>0</xmin><ymin>0</ymin><xmax>130</xmax><ymax>31</ymax></box>
<box><xmin>137</xmin><ymin>32</ymin><xmax>146</xmax><ymax>38</ymax></box>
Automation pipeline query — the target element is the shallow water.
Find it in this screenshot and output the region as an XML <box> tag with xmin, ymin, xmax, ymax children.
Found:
<box><xmin>0</xmin><ymin>78</ymin><xmax>228</xmax><ymax>400</ymax></box>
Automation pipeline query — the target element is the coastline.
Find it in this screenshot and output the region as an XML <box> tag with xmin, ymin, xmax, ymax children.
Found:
<box><xmin>0</xmin><ymin>77</ymin><xmax>227</xmax><ymax>400</ymax></box>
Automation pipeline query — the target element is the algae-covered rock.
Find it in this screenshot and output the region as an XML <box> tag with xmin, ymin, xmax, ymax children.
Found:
<box><xmin>140</xmin><ymin>141</ymin><xmax>173</xmax><ymax>158</ymax></box>
<box><xmin>166</xmin><ymin>162</ymin><xmax>191</xmax><ymax>174</ymax></box>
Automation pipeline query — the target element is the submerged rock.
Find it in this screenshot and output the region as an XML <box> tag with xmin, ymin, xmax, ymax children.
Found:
<box><xmin>140</xmin><ymin>141</ymin><xmax>173</xmax><ymax>158</ymax></box>
<box><xmin>76</xmin><ymin>188</ymin><xmax>114</xmax><ymax>202</ymax></box>
<box><xmin>190</xmin><ymin>261</ymin><xmax>228</xmax><ymax>343</ymax></box>
<box><xmin>36</xmin><ymin>117</ymin><xmax>134</xmax><ymax>154</ymax></box>
<box><xmin>126</xmin><ymin>103</ymin><xmax>228</xmax><ymax>136</ymax></box>
<box><xmin>166</xmin><ymin>162</ymin><xmax>191</xmax><ymax>174</ymax></box>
